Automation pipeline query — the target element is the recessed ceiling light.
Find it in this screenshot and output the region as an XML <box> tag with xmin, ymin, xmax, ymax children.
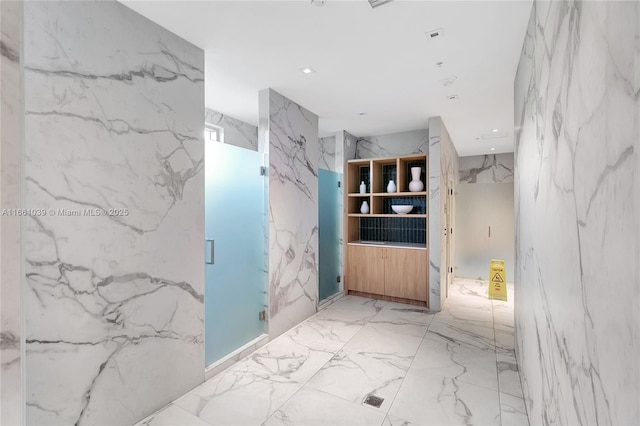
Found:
<box><xmin>492</xmin><ymin>128</ymin><xmax>499</xmax><ymax>132</ymax></box>
<box><xmin>300</xmin><ymin>67</ymin><xmax>315</xmax><ymax>74</ymax></box>
<box><xmin>310</xmin><ymin>0</ymin><xmax>324</xmax><ymax>6</ymax></box>
<box><xmin>480</xmin><ymin>131</ymin><xmax>508</xmax><ymax>139</ymax></box>
<box><xmin>358</xmin><ymin>112</ymin><xmax>367</xmax><ymax>116</ymax></box>
<box><xmin>436</xmin><ymin>61</ymin><xmax>444</xmax><ymax>67</ymax></box>
<box><xmin>490</xmin><ymin>147</ymin><xmax>496</xmax><ymax>151</ymax></box>
<box><xmin>446</xmin><ymin>94</ymin><xmax>458</xmax><ymax>101</ymax></box>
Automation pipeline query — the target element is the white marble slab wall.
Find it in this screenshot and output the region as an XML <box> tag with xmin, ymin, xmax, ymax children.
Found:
<box><xmin>1</xmin><ymin>1</ymin><xmax>24</xmax><ymax>424</ymax></box>
<box><xmin>428</xmin><ymin>117</ymin><xmax>459</xmax><ymax>311</ymax></box>
<box><xmin>205</xmin><ymin>108</ymin><xmax>258</xmax><ymax>151</ymax></box>
<box><xmin>343</xmin><ymin>130</ymin><xmax>358</xmax><ymax>162</ymax></box>
<box><xmin>319</xmin><ymin>136</ymin><xmax>337</xmax><ymax>172</ymax></box>
<box><xmin>514</xmin><ymin>1</ymin><xmax>639</xmax><ymax>425</ymax></box>
<box><xmin>354</xmin><ymin>129</ymin><xmax>428</xmax><ymax>159</ymax></box>
<box><xmin>259</xmin><ymin>89</ymin><xmax>319</xmax><ymax>338</ymax></box>
<box><xmin>23</xmin><ymin>2</ymin><xmax>205</xmax><ymax>425</ymax></box>
<box><xmin>459</xmin><ymin>153</ymin><xmax>514</xmax><ymax>183</ymax></box>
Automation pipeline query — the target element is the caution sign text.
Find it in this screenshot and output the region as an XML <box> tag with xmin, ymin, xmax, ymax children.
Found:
<box><xmin>488</xmin><ymin>259</ymin><xmax>507</xmax><ymax>301</ymax></box>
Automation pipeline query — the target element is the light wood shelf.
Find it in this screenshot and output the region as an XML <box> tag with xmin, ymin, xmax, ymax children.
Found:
<box><xmin>370</xmin><ymin>192</ymin><xmax>427</xmax><ymax>197</ymax></box>
<box><xmin>348</xmin><ymin>214</ymin><xmax>427</xmax><ymax>218</ymax></box>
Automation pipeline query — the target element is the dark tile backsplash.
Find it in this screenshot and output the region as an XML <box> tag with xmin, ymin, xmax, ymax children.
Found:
<box><xmin>382</xmin><ymin>164</ymin><xmax>397</xmax><ymax>188</ymax></box>
<box><xmin>359</xmin><ymin>166</ymin><xmax>370</xmax><ymax>192</ymax></box>
<box><xmin>360</xmin><ymin>217</ymin><xmax>426</xmax><ymax>245</ymax></box>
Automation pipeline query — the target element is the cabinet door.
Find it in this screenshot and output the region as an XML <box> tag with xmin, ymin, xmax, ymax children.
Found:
<box><xmin>347</xmin><ymin>245</ymin><xmax>385</xmax><ymax>295</ymax></box>
<box><xmin>384</xmin><ymin>248</ymin><xmax>428</xmax><ymax>301</ymax></box>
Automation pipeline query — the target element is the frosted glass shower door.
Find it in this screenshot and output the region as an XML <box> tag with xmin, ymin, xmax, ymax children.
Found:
<box><xmin>318</xmin><ymin>169</ymin><xmax>341</xmax><ymax>301</ymax></box>
<box><xmin>205</xmin><ymin>142</ymin><xmax>266</xmax><ymax>367</ymax></box>
<box><xmin>455</xmin><ymin>182</ymin><xmax>514</xmax><ymax>282</ymax></box>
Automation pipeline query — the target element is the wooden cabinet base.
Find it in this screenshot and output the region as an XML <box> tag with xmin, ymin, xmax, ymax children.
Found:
<box><xmin>346</xmin><ymin>290</ymin><xmax>428</xmax><ymax>308</ymax></box>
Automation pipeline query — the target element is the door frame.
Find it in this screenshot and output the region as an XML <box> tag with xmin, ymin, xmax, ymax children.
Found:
<box><xmin>445</xmin><ymin>180</ymin><xmax>455</xmax><ymax>295</ymax></box>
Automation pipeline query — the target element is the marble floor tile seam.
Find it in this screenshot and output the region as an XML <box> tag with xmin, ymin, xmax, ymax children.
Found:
<box><xmin>402</xmin><ymin>336</ymin><xmax>503</xmax><ymax>400</ymax></box>
<box><xmin>303</xmin><ymin>314</ymin><xmax>431</xmax><ymax>418</ymax></box>
<box><xmin>260</xmin><ymin>341</ymin><xmax>390</xmax><ymax>424</ymax></box>
<box><xmin>425</xmin><ymin>319</ymin><xmax>499</xmax><ymax>353</ymax></box>
<box><xmin>254</xmin><ymin>304</ymin><xmax>394</xmax><ymax>422</ymax></box>
<box><xmin>299</xmin><ymin>383</ymin><xmax>392</xmax><ymax>424</ymax></box>
<box><xmin>381</xmin><ymin>321</ymin><xmax>437</xmax><ymax>419</ymax></box>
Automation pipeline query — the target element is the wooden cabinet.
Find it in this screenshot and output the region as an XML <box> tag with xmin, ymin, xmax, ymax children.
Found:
<box><xmin>346</xmin><ymin>245</ymin><xmax>428</xmax><ymax>304</ymax></box>
<box><xmin>344</xmin><ymin>153</ymin><xmax>430</xmax><ymax>306</ymax></box>
<box><xmin>384</xmin><ymin>248</ymin><xmax>428</xmax><ymax>301</ymax></box>
<box><xmin>347</xmin><ymin>245</ymin><xmax>385</xmax><ymax>295</ymax></box>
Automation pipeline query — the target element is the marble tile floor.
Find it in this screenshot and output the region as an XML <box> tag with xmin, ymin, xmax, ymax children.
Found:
<box><xmin>138</xmin><ymin>279</ymin><xmax>529</xmax><ymax>426</ymax></box>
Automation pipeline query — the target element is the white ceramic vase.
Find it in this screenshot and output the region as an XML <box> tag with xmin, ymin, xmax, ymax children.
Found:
<box><xmin>387</xmin><ymin>180</ymin><xmax>397</xmax><ymax>193</ymax></box>
<box><xmin>360</xmin><ymin>200</ymin><xmax>370</xmax><ymax>214</ymax></box>
<box><xmin>409</xmin><ymin>167</ymin><xmax>424</xmax><ymax>192</ymax></box>
<box><xmin>360</xmin><ymin>181</ymin><xmax>366</xmax><ymax>194</ymax></box>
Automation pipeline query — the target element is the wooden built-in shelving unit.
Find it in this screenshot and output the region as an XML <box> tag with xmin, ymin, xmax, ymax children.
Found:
<box><xmin>344</xmin><ymin>153</ymin><xmax>429</xmax><ymax>307</ymax></box>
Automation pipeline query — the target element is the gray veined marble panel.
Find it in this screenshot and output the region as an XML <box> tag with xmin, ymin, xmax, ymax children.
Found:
<box><xmin>205</xmin><ymin>108</ymin><xmax>258</xmax><ymax>151</ymax></box>
<box><xmin>343</xmin><ymin>130</ymin><xmax>358</xmax><ymax>161</ymax></box>
<box><xmin>514</xmin><ymin>1</ymin><xmax>639</xmax><ymax>425</ymax></box>
<box><xmin>23</xmin><ymin>2</ymin><xmax>205</xmax><ymax>425</ymax></box>
<box><xmin>459</xmin><ymin>153</ymin><xmax>514</xmax><ymax>184</ymax></box>
<box><xmin>354</xmin><ymin>129</ymin><xmax>428</xmax><ymax>159</ymax></box>
<box><xmin>319</xmin><ymin>135</ymin><xmax>337</xmax><ymax>172</ymax></box>
<box><xmin>428</xmin><ymin>117</ymin><xmax>459</xmax><ymax>311</ymax></box>
<box><xmin>1</xmin><ymin>1</ymin><xmax>24</xmax><ymax>425</ymax></box>
<box><xmin>261</xmin><ymin>89</ymin><xmax>319</xmax><ymax>339</ymax></box>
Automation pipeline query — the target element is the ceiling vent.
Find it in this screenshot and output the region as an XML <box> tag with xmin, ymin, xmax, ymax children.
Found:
<box><xmin>368</xmin><ymin>0</ymin><xmax>394</xmax><ymax>9</ymax></box>
<box><xmin>441</xmin><ymin>76</ymin><xmax>458</xmax><ymax>87</ymax></box>
<box><xmin>426</xmin><ymin>28</ymin><xmax>444</xmax><ymax>40</ymax></box>
<box><xmin>480</xmin><ymin>131</ymin><xmax>508</xmax><ymax>140</ymax></box>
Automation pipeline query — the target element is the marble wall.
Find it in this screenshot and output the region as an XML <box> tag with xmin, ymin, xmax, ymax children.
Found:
<box><xmin>428</xmin><ymin>117</ymin><xmax>459</xmax><ymax>311</ymax></box>
<box><xmin>319</xmin><ymin>135</ymin><xmax>337</xmax><ymax>172</ymax></box>
<box><xmin>23</xmin><ymin>2</ymin><xmax>205</xmax><ymax>425</ymax></box>
<box><xmin>459</xmin><ymin>153</ymin><xmax>514</xmax><ymax>184</ymax></box>
<box><xmin>343</xmin><ymin>130</ymin><xmax>358</xmax><ymax>163</ymax></box>
<box><xmin>354</xmin><ymin>129</ymin><xmax>428</xmax><ymax>159</ymax></box>
<box><xmin>205</xmin><ymin>108</ymin><xmax>258</xmax><ymax>151</ymax></box>
<box><xmin>259</xmin><ymin>89</ymin><xmax>319</xmax><ymax>338</ymax></box>
<box><xmin>514</xmin><ymin>1</ymin><xmax>639</xmax><ymax>425</ymax></box>
<box><xmin>0</xmin><ymin>1</ymin><xmax>24</xmax><ymax>424</ymax></box>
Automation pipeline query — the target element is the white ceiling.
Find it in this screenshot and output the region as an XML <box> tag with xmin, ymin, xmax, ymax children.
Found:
<box><xmin>122</xmin><ymin>0</ymin><xmax>532</xmax><ymax>156</ymax></box>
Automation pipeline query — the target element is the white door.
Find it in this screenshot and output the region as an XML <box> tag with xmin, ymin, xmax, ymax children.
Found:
<box><xmin>486</xmin><ymin>183</ymin><xmax>514</xmax><ymax>282</ymax></box>
<box><xmin>454</xmin><ymin>182</ymin><xmax>514</xmax><ymax>282</ymax></box>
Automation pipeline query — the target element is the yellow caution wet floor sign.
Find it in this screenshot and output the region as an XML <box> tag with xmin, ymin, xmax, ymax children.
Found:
<box><xmin>489</xmin><ymin>259</ymin><xmax>507</xmax><ymax>301</ymax></box>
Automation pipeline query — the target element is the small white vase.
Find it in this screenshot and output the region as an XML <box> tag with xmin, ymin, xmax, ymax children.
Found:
<box><xmin>409</xmin><ymin>167</ymin><xmax>424</xmax><ymax>192</ymax></box>
<box><xmin>360</xmin><ymin>200</ymin><xmax>369</xmax><ymax>214</ymax></box>
<box><xmin>359</xmin><ymin>181</ymin><xmax>366</xmax><ymax>194</ymax></box>
<box><xmin>387</xmin><ymin>180</ymin><xmax>396</xmax><ymax>193</ymax></box>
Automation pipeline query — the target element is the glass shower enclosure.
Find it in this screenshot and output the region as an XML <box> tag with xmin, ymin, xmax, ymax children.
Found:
<box><xmin>204</xmin><ymin>141</ymin><xmax>267</xmax><ymax>366</ymax></box>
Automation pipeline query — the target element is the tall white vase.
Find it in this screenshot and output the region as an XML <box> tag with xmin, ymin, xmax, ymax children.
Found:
<box><xmin>409</xmin><ymin>167</ymin><xmax>424</xmax><ymax>192</ymax></box>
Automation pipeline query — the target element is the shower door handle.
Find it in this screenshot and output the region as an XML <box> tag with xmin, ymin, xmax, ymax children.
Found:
<box><xmin>206</xmin><ymin>239</ymin><xmax>214</xmax><ymax>265</ymax></box>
